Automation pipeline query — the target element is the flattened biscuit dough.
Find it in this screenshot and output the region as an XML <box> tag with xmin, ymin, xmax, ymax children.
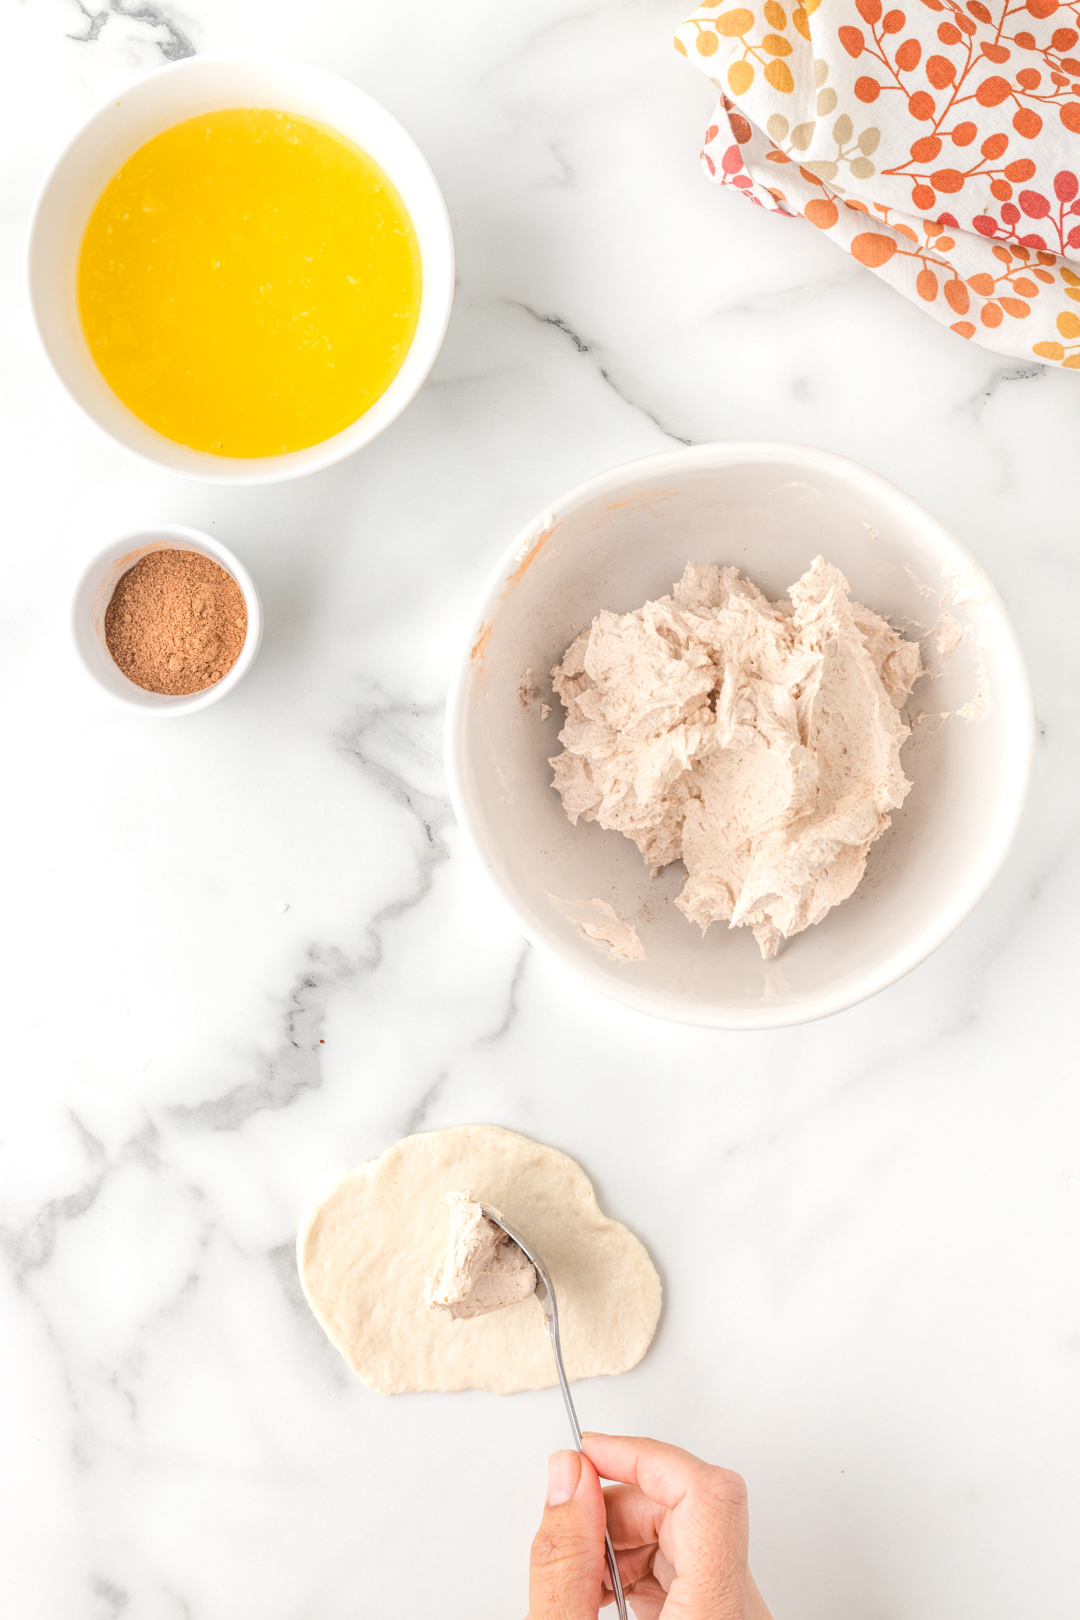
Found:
<box><xmin>297</xmin><ymin>1124</ymin><xmax>662</xmax><ymax>1394</ymax></box>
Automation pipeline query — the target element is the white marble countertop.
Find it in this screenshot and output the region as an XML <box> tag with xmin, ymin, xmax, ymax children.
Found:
<box><xmin>2</xmin><ymin>3</ymin><xmax>1079</xmax><ymax>1617</ymax></box>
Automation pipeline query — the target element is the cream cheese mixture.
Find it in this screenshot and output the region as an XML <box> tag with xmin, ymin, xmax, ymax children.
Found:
<box><xmin>426</xmin><ymin>1191</ymin><xmax>537</xmax><ymax>1320</ymax></box>
<box><xmin>550</xmin><ymin>558</ymin><xmax>923</xmax><ymax>958</ymax></box>
<box><xmin>548</xmin><ymin>895</ymin><xmax>646</xmax><ymax>961</ymax></box>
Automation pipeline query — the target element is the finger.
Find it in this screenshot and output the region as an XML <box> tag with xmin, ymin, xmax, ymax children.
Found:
<box><xmin>529</xmin><ymin>1450</ymin><xmax>608</xmax><ymax>1620</ymax></box>
<box><xmin>587</xmin><ymin>1436</ymin><xmax>753</xmax><ymax>1617</ymax></box>
<box><xmin>595</xmin><ymin>1490</ymin><xmax>666</xmax><ymax>1617</ymax></box>
<box><xmin>623</xmin><ymin>1573</ymin><xmax>667</xmax><ymax>1620</ymax></box>
<box><xmin>592</xmin><ymin>1501</ymin><xmax>653</xmax><ymax>1610</ymax></box>
<box><xmin>601</xmin><ymin>1483</ymin><xmax>664</xmax><ymax>1553</ymax></box>
<box><xmin>591</xmin><ymin>1452</ymin><xmax>690</xmax><ymax>1595</ymax></box>
<box><xmin>584</xmin><ymin>1435</ymin><xmax>744</xmax><ymax>1517</ymax></box>
<box><xmin>609</xmin><ymin>1540</ymin><xmax>658</xmax><ymax>1592</ymax></box>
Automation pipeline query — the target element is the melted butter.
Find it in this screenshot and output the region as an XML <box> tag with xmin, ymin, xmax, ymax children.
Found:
<box><xmin>77</xmin><ymin>108</ymin><xmax>422</xmax><ymax>457</ymax></box>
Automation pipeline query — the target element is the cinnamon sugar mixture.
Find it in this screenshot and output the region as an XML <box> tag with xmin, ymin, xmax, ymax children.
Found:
<box><xmin>104</xmin><ymin>549</ymin><xmax>247</xmax><ymax>696</ymax></box>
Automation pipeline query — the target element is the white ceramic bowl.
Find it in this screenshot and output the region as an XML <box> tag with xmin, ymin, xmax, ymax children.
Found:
<box><xmin>446</xmin><ymin>443</ymin><xmax>1033</xmax><ymax>1030</ymax></box>
<box><xmin>72</xmin><ymin>525</ymin><xmax>262</xmax><ymax>716</ymax></box>
<box><xmin>27</xmin><ymin>55</ymin><xmax>454</xmax><ymax>484</ymax></box>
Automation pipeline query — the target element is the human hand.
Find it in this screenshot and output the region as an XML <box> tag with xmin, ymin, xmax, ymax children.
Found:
<box><xmin>527</xmin><ymin>1434</ymin><xmax>773</xmax><ymax>1620</ymax></box>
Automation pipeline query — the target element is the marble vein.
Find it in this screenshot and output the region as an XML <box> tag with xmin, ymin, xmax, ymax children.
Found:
<box><xmin>477</xmin><ymin>943</ymin><xmax>531</xmax><ymax>1047</ymax></box>
<box><xmin>513</xmin><ymin>300</ymin><xmax>694</xmax><ymax>444</ymax></box>
<box><xmin>399</xmin><ymin>941</ymin><xmax>533</xmax><ymax>1133</ymax></box>
<box><xmin>66</xmin><ymin>0</ymin><xmax>196</xmax><ymax>59</ymax></box>
<box><xmin>168</xmin><ymin>950</ymin><xmax>347</xmax><ymax>1133</ymax></box>
<box><xmin>962</xmin><ymin>362</ymin><xmax>1046</xmax><ymax>420</ymax></box>
<box><xmin>401</xmin><ymin>1071</ymin><xmax>449</xmax><ymax>1137</ymax></box>
<box><xmin>0</xmin><ymin>1114</ymin><xmax>145</xmax><ymax>1282</ymax></box>
<box><xmin>90</xmin><ymin>1573</ymin><xmax>129</xmax><ymax>1615</ymax></box>
<box><xmin>169</xmin><ymin>692</ymin><xmax>453</xmax><ymax>1134</ymax></box>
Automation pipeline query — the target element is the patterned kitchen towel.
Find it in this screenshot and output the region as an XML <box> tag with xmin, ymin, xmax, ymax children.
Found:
<box><xmin>676</xmin><ymin>0</ymin><xmax>1080</xmax><ymax>365</ymax></box>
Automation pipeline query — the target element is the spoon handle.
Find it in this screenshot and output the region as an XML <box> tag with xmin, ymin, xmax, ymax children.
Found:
<box><xmin>481</xmin><ymin>1209</ymin><xmax>630</xmax><ymax>1620</ymax></box>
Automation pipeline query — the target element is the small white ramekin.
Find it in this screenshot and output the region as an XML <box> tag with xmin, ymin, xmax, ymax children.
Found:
<box><xmin>28</xmin><ymin>55</ymin><xmax>455</xmax><ymax>484</ymax></box>
<box><xmin>72</xmin><ymin>525</ymin><xmax>262</xmax><ymax>716</ymax></box>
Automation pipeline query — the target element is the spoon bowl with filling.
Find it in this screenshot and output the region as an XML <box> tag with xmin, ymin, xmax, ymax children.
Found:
<box><xmin>445</xmin><ymin>442</ymin><xmax>1033</xmax><ymax>1030</ymax></box>
<box><xmin>28</xmin><ymin>55</ymin><xmax>454</xmax><ymax>484</ymax></box>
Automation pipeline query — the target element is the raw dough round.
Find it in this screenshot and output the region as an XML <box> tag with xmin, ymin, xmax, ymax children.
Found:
<box><xmin>296</xmin><ymin>1124</ymin><xmax>662</xmax><ymax>1394</ymax></box>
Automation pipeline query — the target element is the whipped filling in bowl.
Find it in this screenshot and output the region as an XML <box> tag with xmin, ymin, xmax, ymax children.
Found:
<box><xmin>550</xmin><ymin>557</ymin><xmax>924</xmax><ymax>959</ymax></box>
<box><xmin>426</xmin><ymin>1191</ymin><xmax>537</xmax><ymax>1320</ymax></box>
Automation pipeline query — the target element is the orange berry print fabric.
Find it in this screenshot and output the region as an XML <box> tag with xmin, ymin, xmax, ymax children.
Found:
<box><xmin>675</xmin><ymin>0</ymin><xmax>1080</xmax><ymax>365</ymax></box>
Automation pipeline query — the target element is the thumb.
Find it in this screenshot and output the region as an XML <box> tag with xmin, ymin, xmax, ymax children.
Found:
<box><xmin>528</xmin><ymin>1449</ymin><xmax>608</xmax><ymax>1620</ymax></box>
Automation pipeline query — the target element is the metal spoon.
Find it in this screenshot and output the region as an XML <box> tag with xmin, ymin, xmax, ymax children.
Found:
<box><xmin>481</xmin><ymin>1205</ymin><xmax>629</xmax><ymax>1620</ymax></box>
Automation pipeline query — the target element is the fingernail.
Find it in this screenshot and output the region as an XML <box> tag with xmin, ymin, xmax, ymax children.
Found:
<box><xmin>547</xmin><ymin>1449</ymin><xmax>581</xmax><ymax>1506</ymax></box>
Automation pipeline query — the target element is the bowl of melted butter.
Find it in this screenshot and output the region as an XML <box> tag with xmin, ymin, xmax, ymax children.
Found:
<box><xmin>28</xmin><ymin>56</ymin><xmax>454</xmax><ymax>483</ymax></box>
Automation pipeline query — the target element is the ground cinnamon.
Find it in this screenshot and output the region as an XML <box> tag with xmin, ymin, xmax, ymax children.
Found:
<box><xmin>104</xmin><ymin>549</ymin><xmax>247</xmax><ymax>696</ymax></box>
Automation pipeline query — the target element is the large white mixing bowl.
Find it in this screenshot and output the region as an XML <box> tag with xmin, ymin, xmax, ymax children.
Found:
<box><xmin>446</xmin><ymin>443</ymin><xmax>1032</xmax><ymax>1030</ymax></box>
